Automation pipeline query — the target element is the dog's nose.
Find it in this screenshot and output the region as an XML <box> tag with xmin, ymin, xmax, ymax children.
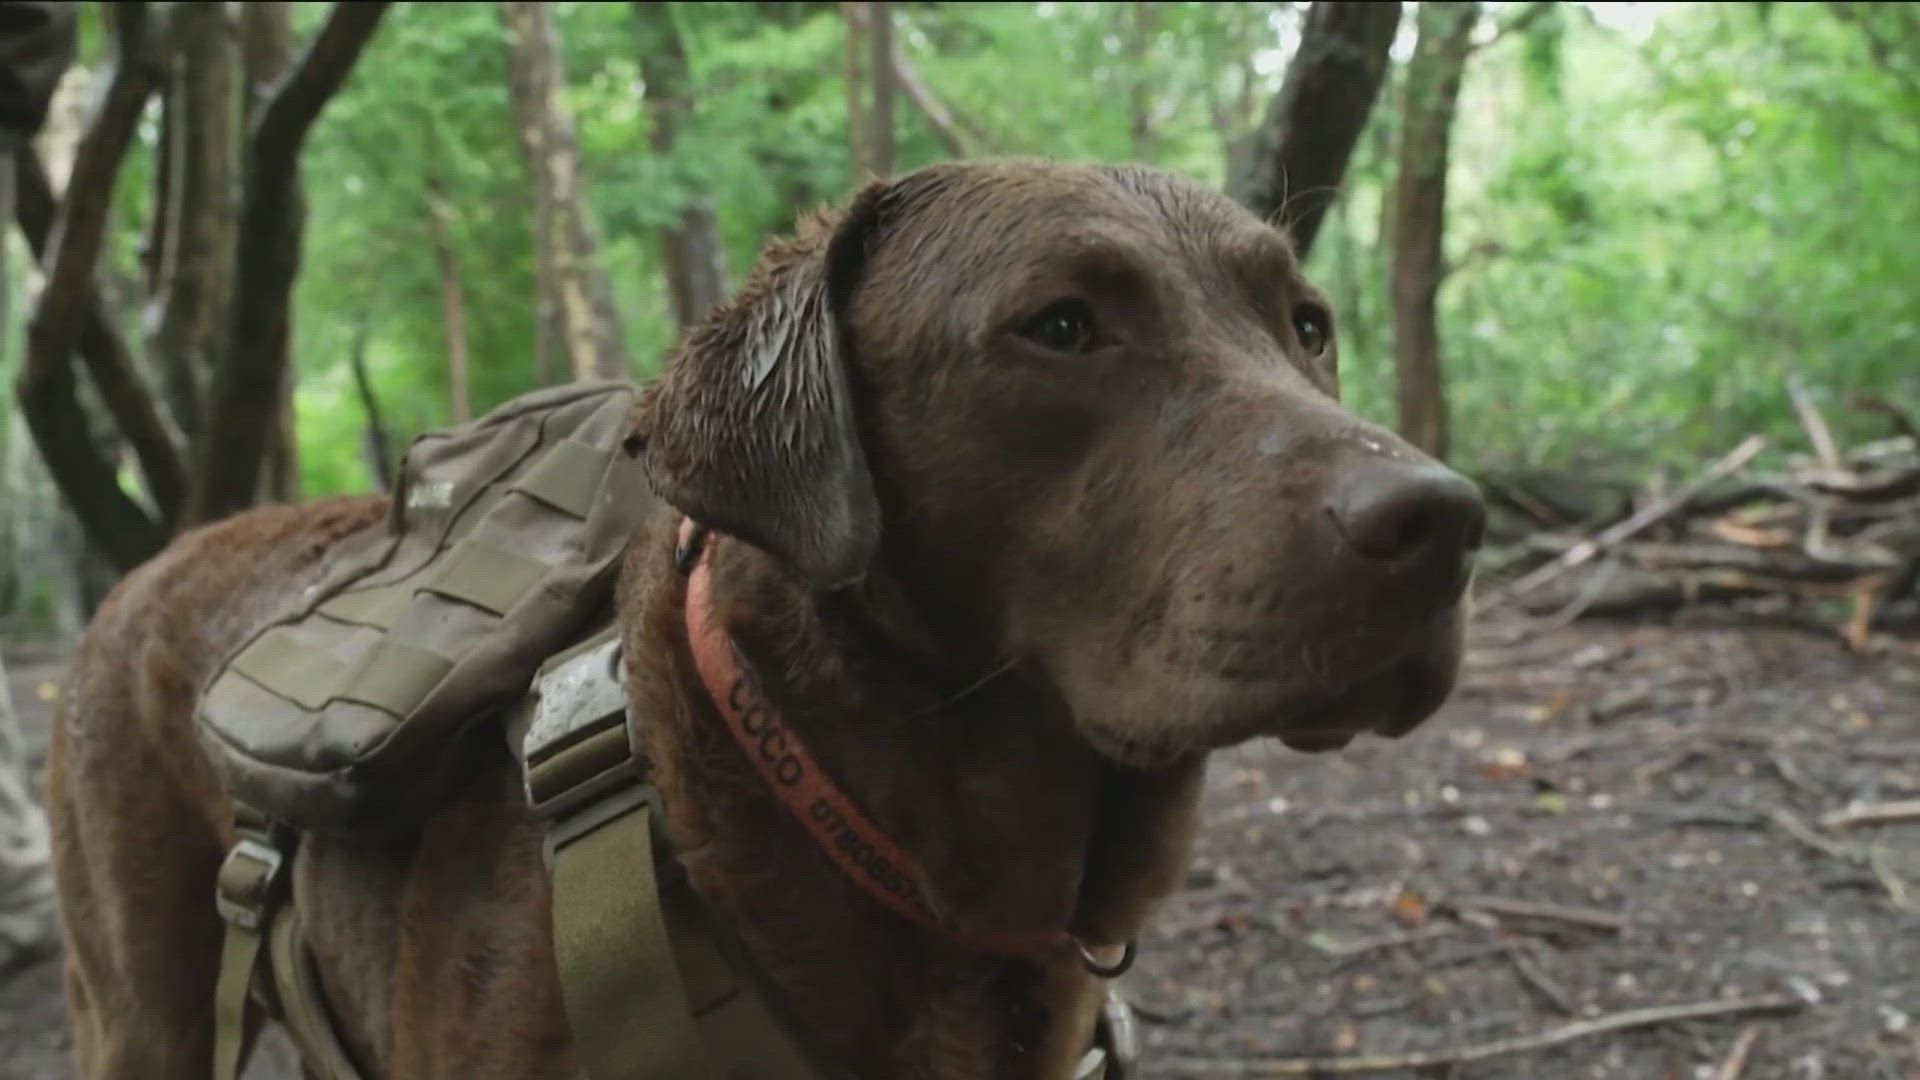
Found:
<box><xmin>1326</xmin><ymin>461</ymin><xmax>1485</xmax><ymax>594</ymax></box>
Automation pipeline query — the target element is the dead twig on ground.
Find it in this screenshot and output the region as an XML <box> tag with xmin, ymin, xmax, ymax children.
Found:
<box><xmin>1764</xmin><ymin>805</ymin><xmax>1914</xmax><ymax>910</ymax></box>
<box><xmin>1502</xmin><ymin>942</ymin><xmax>1577</xmax><ymax>1016</ymax></box>
<box><xmin>1713</xmin><ymin>1023</ymin><xmax>1764</xmax><ymax>1080</ymax></box>
<box><xmin>1447</xmin><ymin>895</ymin><xmax>1628</xmax><ymax>933</ymax></box>
<box><xmin>1156</xmin><ymin>993</ymin><xmax>1806</xmax><ymax>1076</ymax></box>
<box><xmin>1819</xmin><ymin>799</ymin><xmax>1920</xmax><ymax>831</ymax></box>
<box><xmin>1788</xmin><ymin>377</ymin><xmax>1842</xmax><ymax>474</ymax></box>
<box><xmin>1307</xmin><ymin>923</ymin><xmax>1460</xmax><ymax>959</ymax></box>
<box><xmin>1764</xmin><ymin>748</ymin><xmax>1822</xmax><ymax>798</ymax></box>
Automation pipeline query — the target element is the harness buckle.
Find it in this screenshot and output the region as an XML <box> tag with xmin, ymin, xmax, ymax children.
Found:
<box><xmin>215</xmin><ymin>832</ymin><xmax>291</xmax><ymax>931</ymax></box>
<box><xmin>520</xmin><ymin>631</ymin><xmax>656</xmax><ymax>869</ymax></box>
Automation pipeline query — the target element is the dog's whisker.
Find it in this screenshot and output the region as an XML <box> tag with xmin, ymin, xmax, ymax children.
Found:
<box><xmin>914</xmin><ymin>655</ymin><xmax>1022</xmax><ymax>716</ymax></box>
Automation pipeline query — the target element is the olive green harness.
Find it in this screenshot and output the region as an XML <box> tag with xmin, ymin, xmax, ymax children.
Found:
<box><xmin>198</xmin><ymin>382</ymin><xmax>1134</xmax><ymax>1079</ymax></box>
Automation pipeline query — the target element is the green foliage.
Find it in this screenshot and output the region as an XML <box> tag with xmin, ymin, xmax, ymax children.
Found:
<box><xmin>72</xmin><ymin>0</ymin><xmax>1920</xmax><ymax>502</ymax></box>
<box><xmin>1321</xmin><ymin>1</ymin><xmax>1920</xmax><ymax>473</ymax></box>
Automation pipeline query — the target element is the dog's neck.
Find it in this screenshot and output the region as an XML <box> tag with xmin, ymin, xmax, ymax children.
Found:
<box><xmin>625</xmin><ymin>525</ymin><xmax>1205</xmax><ymax>1078</ymax></box>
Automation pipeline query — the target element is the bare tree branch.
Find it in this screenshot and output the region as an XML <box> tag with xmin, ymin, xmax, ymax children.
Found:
<box><xmin>847</xmin><ymin>3</ymin><xmax>975</xmax><ymax>158</ymax></box>
<box><xmin>1229</xmin><ymin>1</ymin><xmax>1403</xmax><ymax>259</ymax></box>
<box><xmin>345</xmin><ymin>313</ymin><xmax>393</xmax><ymax>491</ymax></box>
<box><xmin>889</xmin><ymin>43</ymin><xmax>969</xmax><ymax>157</ymax></box>
<box><xmin>15</xmin><ymin>147</ymin><xmax>188</xmax><ymax>527</ymax></box>
<box><xmin>13</xmin><ymin>4</ymin><xmax>180</xmax><ymax>568</ymax></box>
<box><xmin>28</xmin><ymin>2</ymin><xmax>157</xmax><ymax>395</ymax></box>
<box><xmin>193</xmin><ymin>0</ymin><xmax>390</xmax><ymax>523</ymax></box>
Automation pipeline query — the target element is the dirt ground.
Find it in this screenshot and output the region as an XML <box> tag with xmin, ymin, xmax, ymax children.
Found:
<box><xmin>2</xmin><ymin>611</ymin><xmax>1916</xmax><ymax>1080</ymax></box>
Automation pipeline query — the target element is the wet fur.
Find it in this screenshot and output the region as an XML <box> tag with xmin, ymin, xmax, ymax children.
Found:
<box><xmin>47</xmin><ymin>161</ymin><xmax>1472</xmax><ymax>1079</ymax></box>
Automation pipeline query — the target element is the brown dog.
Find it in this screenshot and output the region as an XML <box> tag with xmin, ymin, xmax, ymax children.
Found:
<box><xmin>46</xmin><ymin>160</ymin><xmax>1483</xmax><ymax>1079</ymax></box>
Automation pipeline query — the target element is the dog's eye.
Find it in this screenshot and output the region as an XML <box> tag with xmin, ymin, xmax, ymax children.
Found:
<box><xmin>1293</xmin><ymin>304</ymin><xmax>1331</xmax><ymax>357</ymax></box>
<box><xmin>1019</xmin><ymin>300</ymin><xmax>1098</xmax><ymax>354</ymax></box>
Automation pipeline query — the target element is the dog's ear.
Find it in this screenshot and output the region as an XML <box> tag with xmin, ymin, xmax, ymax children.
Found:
<box><xmin>634</xmin><ymin>182</ymin><xmax>891</xmax><ymax>590</ymax></box>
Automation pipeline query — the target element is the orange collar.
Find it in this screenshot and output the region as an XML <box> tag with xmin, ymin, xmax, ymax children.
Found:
<box><xmin>677</xmin><ymin>520</ymin><xmax>1132</xmax><ymax>975</ymax></box>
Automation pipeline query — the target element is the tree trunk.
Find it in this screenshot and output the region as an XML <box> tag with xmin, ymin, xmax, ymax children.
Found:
<box><xmin>500</xmin><ymin>1</ymin><xmax>631</xmax><ymax>383</ymax></box>
<box><xmin>867</xmin><ymin>1</ymin><xmax>894</xmax><ymax>177</ymax></box>
<box><xmin>1129</xmin><ymin>2</ymin><xmax>1158</xmax><ymax>162</ymax></box>
<box><xmin>239</xmin><ymin>1</ymin><xmax>301</xmax><ymax>503</ymax></box>
<box><xmin>1228</xmin><ymin>1</ymin><xmax>1402</xmax><ymax>260</ymax></box>
<box><xmin>632</xmin><ymin>2</ymin><xmax>729</xmax><ymax>331</ymax></box>
<box><xmin>1388</xmin><ymin>0</ymin><xmax>1478</xmax><ymax>462</ymax></box>
<box><xmin>843</xmin><ymin>3</ymin><xmax>868</xmax><ymax>174</ymax></box>
<box><xmin>146</xmin><ymin>0</ymin><xmax>239</xmax><ymax>457</ymax></box>
<box><xmin>192</xmin><ymin>1</ymin><xmax>389</xmax><ymax>523</ymax></box>
<box><xmin>424</xmin><ymin>124</ymin><xmax>472</xmax><ymax>423</ymax></box>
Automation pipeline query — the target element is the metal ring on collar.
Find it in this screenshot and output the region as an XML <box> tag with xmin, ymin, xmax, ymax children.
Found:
<box><xmin>1074</xmin><ymin>938</ymin><xmax>1136</xmax><ymax>979</ymax></box>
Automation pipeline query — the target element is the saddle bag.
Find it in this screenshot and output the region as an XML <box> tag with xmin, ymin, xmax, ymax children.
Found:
<box><xmin>195</xmin><ymin>379</ymin><xmax>657</xmax><ymax>833</ymax></box>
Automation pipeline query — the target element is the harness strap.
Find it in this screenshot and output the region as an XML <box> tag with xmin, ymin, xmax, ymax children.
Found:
<box><xmin>211</xmin><ymin>807</ymin><xmax>294</xmax><ymax>1080</ymax></box>
<box><xmin>548</xmin><ymin>794</ymin><xmax>713</xmax><ymax>1079</ymax></box>
<box><xmin>211</xmin><ymin>920</ymin><xmax>263</xmax><ymax>1080</ymax></box>
<box><xmin>268</xmin><ymin>907</ymin><xmax>365</xmax><ymax>1079</ymax></box>
<box><xmin>522</xmin><ymin>627</ymin><xmax>843</xmax><ymax>1080</ymax></box>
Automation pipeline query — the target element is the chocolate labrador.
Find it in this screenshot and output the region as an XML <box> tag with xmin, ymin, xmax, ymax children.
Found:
<box><xmin>45</xmin><ymin>160</ymin><xmax>1483</xmax><ymax>1079</ymax></box>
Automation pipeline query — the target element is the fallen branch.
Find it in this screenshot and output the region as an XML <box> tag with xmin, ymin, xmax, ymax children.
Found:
<box><xmin>1486</xmin><ymin>435</ymin><xmax>1768</xmax><ymax>606</ymax></box>
<box><xmin>1156</xmin><ymin>994</ymin><xmax>1806</xmax><ymax>1077</ymax></box>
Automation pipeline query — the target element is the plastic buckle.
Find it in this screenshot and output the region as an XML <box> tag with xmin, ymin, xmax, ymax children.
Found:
<box><xmin>522</xmin><ymin>636</ymin><xmax>633</xmax><ymax>818</ymax></box>
<box><xmin>215</xmin><ymin>834</ymin><xmax>288</xmax><ymax>931</ymax></box>
<box><xmin>1096</xmin><ymin>988</ymin><xmax>1137</xmax><ymax>1079</ymax></box>
<box><xmin>1072</xmin><ymin>1046</ymin><xmax>1108</xmax><ymax>1080</ymax></box>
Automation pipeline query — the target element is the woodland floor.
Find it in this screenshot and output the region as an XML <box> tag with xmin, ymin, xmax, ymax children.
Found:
<box><xmin>2</xmin><ymin>611</ymin><xmax>1916</xmax><ymax>1080</ymax></box>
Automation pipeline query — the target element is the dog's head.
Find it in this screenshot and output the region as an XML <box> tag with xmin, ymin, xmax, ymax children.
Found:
<box><xmin>638</xmin><ymin>161</ymin><xmax>1483</xmax><ymax>766</ymax></box>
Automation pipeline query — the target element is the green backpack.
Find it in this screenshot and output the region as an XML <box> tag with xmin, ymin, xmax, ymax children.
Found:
<box><xmin>195</xmin><ymin>379</ymin><xmax>656</xmax><ymax>832</ymax></box>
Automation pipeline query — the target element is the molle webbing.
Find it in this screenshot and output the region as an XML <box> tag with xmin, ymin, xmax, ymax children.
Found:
<box><xmin>195</xmin><ymin>380</ymin><xmax>656</xmax><ymax>832</ymax></box>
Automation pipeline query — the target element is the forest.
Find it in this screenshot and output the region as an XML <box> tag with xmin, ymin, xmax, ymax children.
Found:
<box><xmin>0</xmin><ymin>1</ymin><xmax>1914</xmax><ymax>635</ymax></box>
<box><xmin>0</xmin><ymin>3</ymin><xmax>1916</xmax><ymax>1078</ymax></box>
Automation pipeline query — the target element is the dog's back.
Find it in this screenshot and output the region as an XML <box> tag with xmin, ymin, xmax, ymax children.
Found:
<box><xmin>46</xmin><ymin>496</ymin><xmax>384</xmax><ymax>1076</ymax></box>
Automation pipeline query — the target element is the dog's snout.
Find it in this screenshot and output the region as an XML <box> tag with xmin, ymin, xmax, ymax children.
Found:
<box><xmin>1326</xmin><ymin>461</ymin><xmax>1485</xmax><ymax>593</ymax></box>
